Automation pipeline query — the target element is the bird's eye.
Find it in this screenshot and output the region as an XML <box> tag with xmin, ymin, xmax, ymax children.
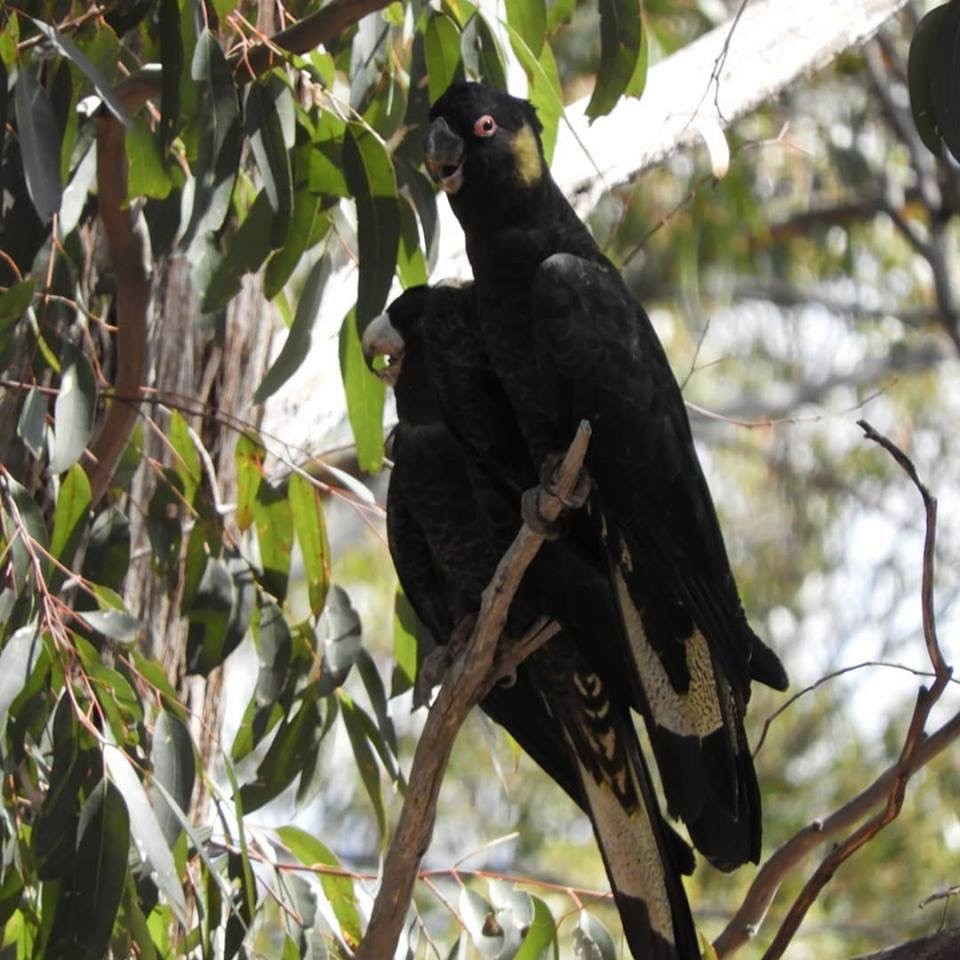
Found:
<box><xmin>473</xmin><ymin>115</ymin><xmax>497</xmax><ymax>138</ymax></box>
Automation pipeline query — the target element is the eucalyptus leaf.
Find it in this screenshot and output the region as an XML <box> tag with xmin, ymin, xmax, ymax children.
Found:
<box><xmin>16</xmin><ymin>385</ymin><xmax>46</xmax><ymax>459</ymax></box>
<box><xmin>30</xmin><ymin>17</ymin><xmax>130</xmax><ymax>127</ymax></box>
<box><xmin>50</xmin><ymin>341</ymin><xmax>97</xmax><ymax>475</ymax></box>
<box><xmin>254</xmin><ymin>254</ymin><xmax>331</xmax><ymax>403</ymax></box>
<box><xmin>104</xmin><ymin>744</ymin><xmax>187</xmax><ymax>923</ymax></box>
<box><xmin>14</xmin><ymin>67</ymin><xmax>62</xmax><ymax>222</ymax></box>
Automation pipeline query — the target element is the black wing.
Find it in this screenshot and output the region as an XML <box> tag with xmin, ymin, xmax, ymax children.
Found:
<box><xmin>530</xmin><ymin>252</ymin><xmax>787</xmax><ymax>870</ymax></box>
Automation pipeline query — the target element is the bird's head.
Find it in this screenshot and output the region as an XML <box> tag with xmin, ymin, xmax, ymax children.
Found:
<box><xmin>425</xmin><ymin>82</ymin><xmax>545</xmax><ymax>209</ymax></box>
<box><xmin>361</xmin><ymin>286</ymin><xmax>429</xmax><ymax>388</ymax></box>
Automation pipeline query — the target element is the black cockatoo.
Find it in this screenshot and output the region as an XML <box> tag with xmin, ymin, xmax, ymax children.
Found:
<box><xmin>422</xmin><ymin>81</ymin><xmax>788</xmax><ymax>875</ymax></box>
<box><xmin>363</xmin><ymin>285</ymin><xmax>700</xmax><ymax>960</ymax></box>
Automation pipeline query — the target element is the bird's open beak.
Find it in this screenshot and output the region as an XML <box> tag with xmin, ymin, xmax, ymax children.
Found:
<box><xmin>424</xmin><ymin>117</ymin><xmax>465</xmax><ymax>195</ymax></box>
<box><xmin>361</xmin><ymin>311</ymin><xmax>406</xmax><ymax>387</ymax></box>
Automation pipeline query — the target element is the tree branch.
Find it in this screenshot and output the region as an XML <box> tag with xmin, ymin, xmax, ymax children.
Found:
<box><xmin>228</xmin><ymin>0</ymin><xmax>392</xmax><ymax>81</ymax></box>
<box><xmin>850</xmin><ymin>927</ymin><xmax>960</xmax><ymax>960</ymax></box>
<box><xmin>354</xmin><ymin>421</ymin><xmax>591</xmax><ymax>960</ymax></box>
<box><xmin>715</xmin><ymin>421</ymin><xmax>954</xmax><ymax>958</ymax></box>
<box><xmin>84</xmin><ymin>81</ymin><xmax>155</xmax><ymax>505</ymax></box>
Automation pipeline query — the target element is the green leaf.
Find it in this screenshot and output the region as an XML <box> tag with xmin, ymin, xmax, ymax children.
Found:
<box><xmin>339</xmin><ymin>308</ymin><xmax>386</xmax><ymax>473</ymax></box>
<box><xmin>66</xmin><ymin>780</ymin><xmax>129</xmax><ymax>960</ymax></box>
<box><xmin>253</xmin><ymin>480</ymin><xmax>294</xmax><ymax>601</ymax></box>
<box><xmin>29</xmin><ymin>17</ymin><xmax>130</xmax><ymax>127</ymax></box>
<box><xmin>246</xmin><ymin>77</ymin><xmax>294</xmax><ymax>226</ymax></box>
<box><xmin>0</xmin><ymin>278</ymin><xmax>36</xmax><ymax>324</ymax></box>
<box><xmin>505</xmin><ymin>0</ymin><xmax>546</xmax><ymax>58</ymax></box>
<box><xmin>342</xmin><ymin>122</ymin><xmax>401</xmax><ymax>327</ymax></box>
<box><xmin>14</xmin><ymin>67</ymin><xmax>63</xmax><ymax>222</ymax></box>
<box><xmin>264</xmin><ymin>194</ymin><xmax>328</xmax><ymax>299</ymax></box>
<box><xmin>585</xmin><ymin>0</ymin><xmax>644</xmax><ymax>121</ymax></box>
<box><xmin>339</xmin><ymin>693</ymin><xmax>386</xmax><ymax>839</ymax></box>
<box><xmin>254</xmin><ymin>599</ymin><xmax>292</xmax><ymax>706</ymax></box>
<box><xmin>288</xmin><ymin>472</ymin><xmax>331</xmax><ymax>616</ymax></box>
<box><xmin>254</xmin><ymin>254</ymin><xmax>331</xmax><ymax>403</ymax></box>
<box><xmin>185</xmin><ymin>553</ymin><xmax>255</xmax><ymax>675</ymax></box>
<box><xmin>515</xmin><ymin>895</ymin><xmax>557</xmax><ymax>959</ymax></box>
<box><xmin>307</xmin><ymin>110</ymin><xmax>349</xmax><ymax>197</ymax></box>
<box><xmin>32</xmin><ymin>694</ymin><xmax>83</xmax><ymax>881</ymax></box>
<box><xmin>50</xmin><ymin>341</ymin><xmax>97</xmax><ymax>475</ymax></box>
<box><xmin>277</xmin><ymin>827</ymin><xmax>363</xmax><ymax>948</ymax></box>
<box><xmin>50</xmin><ymin>464</ymin><xmax>91</xmax><ymax>567</ymax></box>
<box><xmin>397</xmin><ymin>198</ymin><xmax>428</xmax><ymax>288</ymax></box>
<box><xmin>104</xmin><ymin>743</ymin><xmax>188</xmax><ymax>924</ymax></box>
<box><xmin>17</xmin><ymin>384</ymin><xmax>47</xmax><ymax>459</ymax></box>
<box><xmin>151</xmin><ymin>711</ymin><xmax>196</xmax><ymax>847</ymax></box>
<box><xmin>126</xmin><ymin>116</ymin><xmax>173</xmax><ymax>200</ymax></box>
<box><xmin>181</xmin><ymin>30</ymin><xmax>241</xmax><ymax>253</ymax></box>
<box><xmin>425</xmin><ymin>14</ymin><xmax>464</xmax><ymax>104</ymax></box>
<box><xmin>391</xmin><ymin>588</ymin><xmax>423</xmax><ymax>698</ymax></box>
<box><xmin>0</xmin><ymin>13</ymin><xmax>19</xmax><ymax>70</ymax></box>
<box><xmin>168</xmin><ymin>411</ymin><xmax>202</xmax><ymax>506</ymax></box>
<box><xmin>238</xmin><ymin>692</ymin><xmax>322</xmax><ymax>813</ymax></box>
<box><xmin>234</xmin><ymin>432</ymin><xmax>265</xmax><ymax>532</ymax></box>
<box><xmin>0</xmin><ymin>868</ymin><xmax>24</xmax><ymax>929</ymax></box>
<box><xmin>356</xmin><ymin>649</ymin><xmax>399</xmax><ymax>766</ymax></box>
<box><xmin>81</xmin><ymin>506</ymin><xmax>131</xmax><ymax>592</ymax></box>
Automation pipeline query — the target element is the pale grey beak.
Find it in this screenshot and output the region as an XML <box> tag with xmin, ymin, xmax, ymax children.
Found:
<box><xmin>361</xmin><ymin>311</ymin><xmax>406</xmax><ymax>387</ymax></box>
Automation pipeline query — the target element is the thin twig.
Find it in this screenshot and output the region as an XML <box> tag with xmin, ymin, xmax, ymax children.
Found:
<box><xmin>717</xmin><ymin>420</ymin><xmax>953</xmax><ymax>958</ymax></box>
<box><xmin>353</xmin><ymin>421</ymin><xmax>592</xmax><ymax>960</ymax></box>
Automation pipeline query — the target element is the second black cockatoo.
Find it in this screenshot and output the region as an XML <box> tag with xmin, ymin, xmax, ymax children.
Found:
<box><xmin>363</xmin><ymin>285</ymin><xmax>700</xmax><ymax>960</ymax></box>
<box><xmin>422</xmin><ymin>81</ymin><xmax>788</xmax><ymax>874</ymax></box>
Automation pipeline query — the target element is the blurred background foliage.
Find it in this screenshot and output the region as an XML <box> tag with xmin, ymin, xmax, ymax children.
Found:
<box><xmin>0</xmin><ymin>0</ymin><xmax>958</xmax><ymax>957</ymax></box>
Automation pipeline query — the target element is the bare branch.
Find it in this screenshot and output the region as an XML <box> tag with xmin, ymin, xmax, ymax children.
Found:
<box><xmin>354</xmin><ymin>421</ymin><xmax>592</xmax><ymax>960</ymax></box>
<box><xmin>850</xmin><ymin>927</ymin><xmax>960</xmax><ymax>960</ymax></box>
<box><xmin>716</xmin><ymin>421</ymin><xmax>953</xmax><ymax>958</ymax></box>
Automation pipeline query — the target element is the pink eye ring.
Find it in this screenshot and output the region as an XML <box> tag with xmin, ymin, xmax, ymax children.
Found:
<box><xmin>473</xmin><ymin>115</ymin><xmax>497</xmax><ymax>138</ymax></box>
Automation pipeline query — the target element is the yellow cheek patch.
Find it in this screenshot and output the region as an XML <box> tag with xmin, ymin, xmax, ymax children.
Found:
<box><xmin>510</xmin><ymin>124</ymin><xmax>543</xmax><ymax>187</ymax></box>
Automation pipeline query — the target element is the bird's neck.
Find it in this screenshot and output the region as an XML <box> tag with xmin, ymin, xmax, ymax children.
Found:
<box><xmin>455</xmin><ymin>175</ymin><xmax>599</xmax><ymax>281</ymax></box>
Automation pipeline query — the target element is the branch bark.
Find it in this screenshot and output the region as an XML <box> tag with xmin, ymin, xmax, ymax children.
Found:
<box><xmin>354</xmin><ymin>422</ymin><xmax>591</xmax><ymax>960</ymax></box>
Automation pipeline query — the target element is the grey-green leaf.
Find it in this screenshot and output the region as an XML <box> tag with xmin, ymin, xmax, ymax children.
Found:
<box><xmin>246</xmin><ymin>77</ymin><xmax>294</xmax><ymax>220</ymax></box>
<box><xmin>0</xmin><ymin>626</ymin><xmax>44</xmax><ymax>726</ymax></box>
<box><xmin>14</xmin><ymin>67</ymin><xmax>62</xmax><ymax>222</ymax></box>
<box><xmin>342</xmin><ymin>122</ymin><xmax>400</xmax><ymax>328</ymax></box>
<box><xmin>585</xmin><ymin>0</ymin><xmax>644</xmax><ymax>121</ymax></box>
<box><xmin>151</xmin><ymin>711</ymin><xmax>196</xmax><ymax>846</ymax></box>
<box><xmin>72</xmin><ymin>779</ymin><xmax>130</xmax><ymax>960</ymax></box>
<box><xmin>17</xmin><ymin>385</ymin><xmax>47</xmax><ymax>459</ymax></box>
<box><xmin>254</xmin><ymin>254</ymin><xmax>330</xmax><ymax>403</ymax></box>
<box><xmin>29</xmin><ymin>17</ymin><xmax>130</xmax><ymax>127</ymax></box>
<box><xmin>339</xmin><ymin>307</ymin><xmax>385</xmax><ymax>474</ymax></box>
<box><xmin>104</xmin><ymin>743</ymin><xmax>187</xmax><ymax>923</ymax></box>
<box><xmin>50</xmin><ymin>341</ymin><xmax>97</xmax><ymax>474</ymax></box>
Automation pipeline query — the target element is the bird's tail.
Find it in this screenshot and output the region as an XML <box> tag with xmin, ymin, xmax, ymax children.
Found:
<box><xmin>531</xmin><ymin>640</ymin><xmax>701</xmax><ymax>960</ymax></box>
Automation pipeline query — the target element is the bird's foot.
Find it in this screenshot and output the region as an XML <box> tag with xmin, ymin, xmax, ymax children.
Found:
<box><xmin>520</xmin><ymin>452</ymin><xmax>592</xmax><ymax>537</ymax></box>
<box><xmin>415</xmin><ymin>614</ymin><xmax>477</xmax><ymax>705</ymax></box>
<box><xmin>540</xmin><ymin>450</ymin><xmax>593</xmax><ymax>509</ymax></box>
